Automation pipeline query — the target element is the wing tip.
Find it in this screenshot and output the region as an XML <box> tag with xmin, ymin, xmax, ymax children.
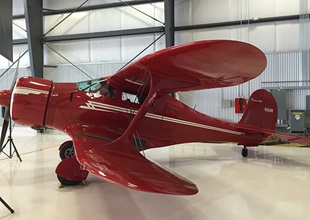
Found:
<box><xmin>147</xmin><ymin>183</ymin><xmax>199</xmax><ymax>196</ymax></box>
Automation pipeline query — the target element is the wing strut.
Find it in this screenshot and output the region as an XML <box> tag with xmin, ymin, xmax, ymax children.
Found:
<box><xmin>111</xmin><ymin>70</ymin><xmax>159</xmax><ymax>153</ymax></box>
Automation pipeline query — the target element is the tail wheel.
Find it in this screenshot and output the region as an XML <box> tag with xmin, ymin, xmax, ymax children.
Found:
<box><xmin>59</xmin><ymin>141</ymin><xmax>75</xmax><ymax>160</ymax></box>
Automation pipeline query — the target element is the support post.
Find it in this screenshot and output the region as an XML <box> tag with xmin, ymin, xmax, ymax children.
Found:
<box><xmin>0</xmin><ymin>0</ymin><xmax>13</xmax><ymax>61</ymax></box>
<box><xmin>24</xmin><ymin>0</ymin><xmax>43</xmax><ymax>78</ymax></box>
<box><xmin>164</xmin><ymin>0</ymin><xmax>175</xmax><ymax>47</ymax></box>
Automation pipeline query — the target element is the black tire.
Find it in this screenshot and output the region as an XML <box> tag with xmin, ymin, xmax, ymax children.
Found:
<box><xmin>242</xmin><ymin>147</ymin><xmax>248</xmax><ymax>157</ymax></box>
<box><xmin>59</xmin><ymin>141</ymin><xmax>75</xmax><ymax>160</ymax></box>
<box><xmin>57</xmin><ymin>175</ymin><xmax>81</xmax><ymax>186</ymax></box>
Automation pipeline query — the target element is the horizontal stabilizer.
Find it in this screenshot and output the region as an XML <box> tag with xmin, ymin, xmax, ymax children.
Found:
<box><xmin>73</xmin><ymin>135</ymin><xmax>198</xmax><ymax>195</ymax></box>
<box><xmin>237</xmin><ymin>123</ymin><xmax>310</xmax><ymax>146</ymax></box>
<box><xmin>271</xmin><ymin>132</ymin><xmax>310</xmax><ymax>146</ymax></box>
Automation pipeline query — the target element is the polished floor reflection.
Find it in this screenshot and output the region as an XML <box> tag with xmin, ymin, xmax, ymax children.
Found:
<box><xmin>1</xmin><ymin>128</ymin><xmax>310</xmax><ymax>220</ymax></box>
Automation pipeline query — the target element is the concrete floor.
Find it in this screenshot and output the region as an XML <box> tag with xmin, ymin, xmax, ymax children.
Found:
<box><xmin>1</xmin><ymin>128</ymin><xmax>310</xmax><ymax>220</ymax></box>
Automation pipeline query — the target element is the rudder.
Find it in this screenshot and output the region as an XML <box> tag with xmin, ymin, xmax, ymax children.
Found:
<box><xmin>239</xmin><ymin>89</ymin><xmax>278</xmax><ymax>130</ymax></box>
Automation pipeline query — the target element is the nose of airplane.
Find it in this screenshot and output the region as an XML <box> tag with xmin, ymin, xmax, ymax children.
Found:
<box><xmin>11</xmin><ymin>77</ymin><xmax>53</xmax><ymax>127</ymax></box>
<box><xmin>0</xmin><ymin>90</ymin><xmax>12</xmax><ymax>107</ymax></box>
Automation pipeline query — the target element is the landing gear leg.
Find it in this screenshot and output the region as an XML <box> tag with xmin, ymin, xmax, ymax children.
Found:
<box><xmin>242</xmin><ymin>147</ymin><xmax>248</xmax><ymax>157</ymax></box>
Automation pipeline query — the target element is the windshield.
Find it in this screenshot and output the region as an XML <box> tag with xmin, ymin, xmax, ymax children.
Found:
<box><xmin>77</xmin><ymin>78</ymin><xmax>106</xmax><ymax>92</ymax></box>
<box><xmin>76</xmin><ymin>78</ymin><xmax>114</xmax><ymax>97</ymax></box>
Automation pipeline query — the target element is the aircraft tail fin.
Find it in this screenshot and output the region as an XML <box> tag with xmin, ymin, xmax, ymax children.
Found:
<box><xmin>239</xmin><ymin>89</ymin><xmax>278</xmax><ymax>130</ymax></box>
<box><xmin>237</xmin><ymin>89</ymin><xmax>310</xmax><ymax>146</ymax></box>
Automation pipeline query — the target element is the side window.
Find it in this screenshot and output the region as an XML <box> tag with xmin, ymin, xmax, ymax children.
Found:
<box><xmin>122</xmin><ymin>91</ymin><xmax>139</xmax><ymax>103</ymax></box>
<box><xmin>121</xmin><ymin>91</ymin><xmax>148</xmax><ymax>104</ymax></box>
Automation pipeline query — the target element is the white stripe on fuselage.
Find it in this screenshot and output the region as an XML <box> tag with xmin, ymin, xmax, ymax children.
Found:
<box><xmin>14</xmin><ymin>86</ymin><xmax>49</xmax><ymax>95</ymax></box>
<box><xmin>10</xmin><ymin>86</ymin><xmax>49</xmax><ymax>117</ymax></box>
<box><xmin>79</xmin><ymin>100</ymin><xmax>244</xmax><ymax>136</ymax></box>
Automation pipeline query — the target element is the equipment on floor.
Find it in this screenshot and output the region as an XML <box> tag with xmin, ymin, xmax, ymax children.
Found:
<box><xmin>0</xmin><ymin>115</ymin><xmax>21</xmax><ymax>162</ymax></box>
<box><xmin>0</xmin><ymin>59</ymin><xmax>21</xmax><ymax>162</ymax></box>
<box><xmin>289</xmin><ymin>110</ymin><xmax>306</xmax><ymax>135</ymax></box>
<box><xmin>0</xmin><ymin>196</ymin><xmax>14</xmax><ymax>214</ymax></box>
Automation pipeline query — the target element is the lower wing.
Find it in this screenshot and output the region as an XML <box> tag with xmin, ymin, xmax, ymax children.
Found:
<box><xmin>71</xmin><ymin>133</ymin><xmax>198</xmax><ymax>195</ymax></box>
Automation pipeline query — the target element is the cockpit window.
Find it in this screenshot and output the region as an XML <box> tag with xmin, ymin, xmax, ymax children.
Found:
<box><xmin>77</xmin><ymin>78</ymin><xmax>106</xmax><ymax>92</ymax></box>
<box><xmin>121</xmin><ymin>90</ymin><xmax>147</xmax><ymax>104</ymax></box>
<box><xmin>76</xmin><ymin>78</ymin><xmax>115</xmax><ymax>97</ymax></box>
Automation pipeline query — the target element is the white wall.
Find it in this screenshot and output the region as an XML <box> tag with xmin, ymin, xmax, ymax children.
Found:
<box><xmin>42</xmin><ymin>1</ymin><xmax>165</xmax><ymax>66</ymax></box>
<box><xmin>175</xmin><ymin>0</ymin><xmax>309</xmax><ymax>24</ymax></box>
<box><xmin>43</xmin><ymin>2</ymin><xmax>164</xmax><ymax>36</ymax></box>
<box><xmin>175</xmin><ymin>0</ymin><xmax>310</xmax><ymax>121</ymax></box>
<box><xmin>180</xmin><ymin>51</ymin><xmax>309</xmax><ymax>122</ymax></box>
<box><xmin>175</xmin><ymin>0</ymin><xmax>310</xmax><ymax>52</ymax></box>
<box><xmin>44</xmin><ymin>62</ymin><xmax>126</xmax><ymax>82</ymax></box>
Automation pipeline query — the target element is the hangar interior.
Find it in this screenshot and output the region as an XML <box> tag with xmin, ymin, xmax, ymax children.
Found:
<box><xmin>0</xmin><ymin>0</ymin><xmax>310</xmax><ymax>219</ymax></box>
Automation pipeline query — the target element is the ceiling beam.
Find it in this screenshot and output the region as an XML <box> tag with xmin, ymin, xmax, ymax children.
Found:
<box><xmin>43</xmin><ymin>27</ymin><xmax>164</xmax><ymax>42</ymax></box>
<box><xmin>175</xmin><ymin>14</ymin><xmax>308</xmax><ymax>31</ymax></box>
<box><xmin>14</xmin><ymin>0</ymin><xmax>164</xmax><ymax>19</ymax></box>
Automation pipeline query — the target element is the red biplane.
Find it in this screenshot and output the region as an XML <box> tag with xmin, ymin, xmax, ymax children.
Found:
<box><xmin>0</xmin><ymin>40</ymin><xmax>309</xmax><ymax>195</ymax></box>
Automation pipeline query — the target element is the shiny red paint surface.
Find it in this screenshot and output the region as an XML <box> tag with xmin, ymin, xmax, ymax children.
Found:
<box><xmin>110</xmin><ymin>40</ymin><xmax>267</xmax><ymax>93</ymax></box>
<box><xmin>73</xmin><ymin>134</ymin><xmax>198</xmax><ymax>195</ymax></box>
<box><xmin>0</xmin><ymin>90</ymin><xmax>11</xmax><ymax>106</ymax></box>
<box><xmin>55</xmin><ymin>156</ymin><xmax>89</xmax><ymax>181</ymax></box>
<box><xmin>11</xmin><ymin>77</ymin><xmax>52</xmax><ymax>127</ymax></box>
<box><xmin>3</xmin><ymin>40</ymin><xmax>310</xmax><ymax>195</ymax></box>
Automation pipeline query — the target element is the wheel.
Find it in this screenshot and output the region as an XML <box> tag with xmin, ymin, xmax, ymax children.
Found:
<box><xmin>57</xmin><ymin>175</ymin><xmax>81</xmax><ymax>186</ymax></box>
<box><xmin>241</xmin><ymin>147</ymin><xmax>248</xmax><ymax>157</ymax></box>
<box><xmin>59</xmin><ymin>141</ymin><xmax>75</xmax><ymax>160</ymax></box>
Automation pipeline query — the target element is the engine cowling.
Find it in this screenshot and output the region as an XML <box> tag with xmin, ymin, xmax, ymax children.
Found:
<box><xmin>11</xmin><ymin>77</ymin><xmax>53</xmax><ymax>127</ymax></box>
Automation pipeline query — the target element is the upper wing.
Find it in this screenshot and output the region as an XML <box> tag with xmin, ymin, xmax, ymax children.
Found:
<box><xmin>69</xmin><ymin>131</ymin><xmax>198</xmax><ymax>195</ymax></box>
<box><xmin>109</xmin><ymin>40</ymin><xmax>267</xmax><ymax>93</ymax></box>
